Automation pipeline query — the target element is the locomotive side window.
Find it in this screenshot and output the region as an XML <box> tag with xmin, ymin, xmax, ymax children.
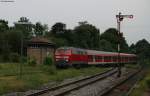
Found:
<box><xmin>72</xmin><ymin>50</ymin><xmax>86</xmax><ymax>55</ymax></box>
<box><xmin>55</xmin><ymin>49</ymin><xmax>71</xmax><ymax>55</ymax></box>
<box><xmin>72</xmin><ymin>50</ymin><xmax>78</xmax><ymax>54</ymax></box>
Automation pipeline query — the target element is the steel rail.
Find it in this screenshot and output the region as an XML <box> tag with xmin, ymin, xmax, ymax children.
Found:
<box><xmin>26</xmin><ymin>68</ymin><xmax>117</xmax><ymax>96</ymax></box>
<box><xmin>100</xmin><ymin>68</ymin><xmax>141</xmax><ymax>96</ymax></box>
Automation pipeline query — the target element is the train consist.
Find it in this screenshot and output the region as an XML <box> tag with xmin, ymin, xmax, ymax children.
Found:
<box><xmin>55</xmin><ymin>47</ymin><xmax>137</xmax><ymax>68</ymax></box>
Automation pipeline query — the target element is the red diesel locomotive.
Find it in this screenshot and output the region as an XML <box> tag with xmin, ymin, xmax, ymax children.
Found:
<box><xmin>55</xmin><ymin>47</ymin><xmax>137</xmax><ymax>68</ymax></box>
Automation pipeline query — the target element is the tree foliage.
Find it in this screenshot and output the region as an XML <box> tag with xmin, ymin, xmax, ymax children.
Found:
<box><xmin>99</xmin><ymin>39</ymin><xmax>115</xmax><ymax>51</ymax></box>
<box><xmin>0</xmin><ymin>20</ymin><xmax>9</xmax><ymax>33</ymax></box>
<box><xmin>14</xmin><ymin>17</ymin><xmax>32</xmax><ymax>39</ymax></box>
<box><xmin>134</xmin><ymin>39</ymin><xmax>150</xmax><ymax>60</ymax></box>
<box><xmin>33</xmin><ymin>22</ymin><xmax>48</xmax><ymax>36</ymax></box>
<box><xmin>73</xmin><ymin>21</ymin><xmax>100</xmax><ymax>49</ymax></box>
<box><xmin>51</xmin><ymin>22</ymin><xmax>66</xmax><ymax>35</ymax></box>
<box><xmin>100</xmin><ymin>28</ymin><xmax>129</xmax><ymax>52</ymax></box>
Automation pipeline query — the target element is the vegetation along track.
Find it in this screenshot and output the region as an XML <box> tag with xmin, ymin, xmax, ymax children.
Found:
<box><xmin>25</xmin><ymin>68</ymin><xmax>117</xmax><ymax>96</ymax></box>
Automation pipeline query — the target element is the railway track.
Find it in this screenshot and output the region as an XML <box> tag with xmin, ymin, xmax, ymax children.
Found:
<box><xmin>104</xmin><ymin>68</ymin><xmax>143</xmax><ymax>96</ymax></box>
<box><xmin>24</xmin><ymin>68</ymin><xmax>117</xmax><ymax>96</ymax></box>
<box><xmin>65</xmin><ymin>67</ymin><xmax>140</xmax><ymax>96</ymax></box>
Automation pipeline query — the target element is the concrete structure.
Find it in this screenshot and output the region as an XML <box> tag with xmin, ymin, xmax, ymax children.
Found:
<box><xmin>27</xmin><ymin>37</ymin><xmax>55</xmax><ymax>65</ymax></box>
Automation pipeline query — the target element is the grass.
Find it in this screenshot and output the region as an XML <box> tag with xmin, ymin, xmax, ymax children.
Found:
<box><xmin>0</xmin><ymin>63</ymin><xmax>42</xmax><ymax>76</ymax></box>
<box><xmin>129</xmin><ymin>63</ymin><xmax>150</xmax><ymax>96</ymax></box>
<box><xmin>0</xmin><ymin>63</ymin><xmax>110</xmax><ymax>95</ymax></box>
<box><xmin>125</xmin><ymin>63</ymin><xmax>141</xmax><ymax>69</ymax></box>
<box><xmin>129</xmin><ymin>73</ymin><xmax>149</xmax><ymax>96</ymax></box>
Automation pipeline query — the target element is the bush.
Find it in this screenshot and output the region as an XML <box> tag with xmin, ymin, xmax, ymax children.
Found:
<box><xmin>27</xmin><ymin>58</ymin><xmax>36</xmax><ymax>66</ymax></box>
<box><xmin>146</xmin><ymin>79</ymin><xmax>150</xmax><ymax>88</ymax></box>
<box><xmin>22</xmin><ymin>57</ymin><xmax>27</xmax><ymax>64</ymax></box>
<box><xmin>0</xmin><ymin>64</ymin><xmax>2</xmax><ymax>69</ymax></box>
<box><xmin>41</xmin><ymin>65</ymin><xmax>56</xmax><ymax>75</ymax></box>
<box><xmin>43</xmin><ymin>56</ymin><xmax>53</xmax><ymax>66</ymax></box>
<box><xmin>2</xmin><ymin>54</ymin><xmax>10</xmax><ymax>62</ymax></box>
<box><xmin>9</xmin><ymin>53</ymin><xmax>20</xmax><ymax>63</ymax></box>
<box><xmin>0</xmin><ymin>55</ymin><xmax>2</xmax><ymax>62</ymax></box>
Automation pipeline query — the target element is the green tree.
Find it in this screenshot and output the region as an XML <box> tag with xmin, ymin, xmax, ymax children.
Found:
<box><xmin>100</xmin><ymin>28</ymin><xmax>129</xmax><ymax>52</ymax></box>
<box><xmin>7</xmin><ymin>29</ymin><xmax>22</xmax><ymax>54</ymax></box>
<box><xmin>14</xmin><ymin>17</ymin><xmax>33</xmax><ymax>39</ymax></box>
<box><xmin>51</xmin><ymin>22</ymin><xmax>66</xmax><ymax>35</ymax></box>
<box><xmin>129</xmin><ymin>43</ymin><xmax>136</xmax><ymax>54</ymax></box>
<box><xmin>134</xmin><ymin>39</ymin><xmax>150</xmax><ymax>60</ymax></box>
<box><xmin>73</xmin><ymin>21</ymin><xmax>100</xmax><ymax>49</ymax></box>
<box><xmin>0</xmin><ymin>20</ymin><xmax>9</xmax><ymax>33</ymax></box>
<box><xmin>99</xmin><ymin>39</ymin><xmax>115</xmax><ymax>51</ymax></box>
<box><xmin>0</xmin><ymin>20</ymin><xmax>10</xmax><ymax>61</ymax></box>
<box><xmin>33</xmin><ymin>22</ymin><xmax>48</xmax><ymax>36</ymax></box>
<box><xmin>0</xmin><ymin>32</ymin><xmax>11</xmax><ymax>62</ymax></box>
<box><xmin>49</xmin><ymin>22</ymin><xmax>73</xmax><ymax>47</ymax></box>
<box><xmin>60</xmin><ymin>29</ymin><xmax>75</xmax><ymax>46</ymax></box>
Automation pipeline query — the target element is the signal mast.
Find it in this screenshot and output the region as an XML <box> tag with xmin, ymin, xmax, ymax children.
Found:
<box><xmin>116</xmin><ymin>12</ymin><xmax>133</xmax><ymax>77</ymax></box>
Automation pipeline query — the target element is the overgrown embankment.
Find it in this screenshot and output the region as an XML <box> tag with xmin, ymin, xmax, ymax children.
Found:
<box><xmin>129</xmin><ymin>61</ymin><xmax>150</xmax><ymax>96</ymax></box>
<box><xmin>0</xmin><ymin>63</ymin><xmax>110</xmax><ymax>95</ymax></box>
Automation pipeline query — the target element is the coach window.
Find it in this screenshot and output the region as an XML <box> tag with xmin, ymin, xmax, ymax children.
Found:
<box><xmin>109</xmin><ymin>56</ymin><xmax>112</xmax><ymax>61</ymax></box>
<box><xmin>99</xmin><ymin>56</ymin><xmax>102</xmax><ymax>60</ymax></box>
<box><xmin>113</xmin><ymin>57</ymin><xmax>115</xmax><ymax>61</ymax></box>
<box><xmin>120</xmin><ymin>57</ymin><xmax>123</xmax><ymax>62</ymax></box>
<box><xmin>107</xmin><ymin>56</ymin><xmax>110</xmax><ymax>61</ymax></box>
<box><xmin>124</xmin><ymin>57</ymin><xmax>126</xmax><ymax>61</ymax></box>
<box><xmin>125</xmin><ymin>57</ymin><xmax>127</xmax><ymax>61</ymax></box>
<box><xmin>135</xmin><ymin>57</ymin><xmax>137</xmax><ymax>61</ymax></box>
<box><xmin>95</xmin><ymin>56</ymin><xmax>98</xmax><ymax>61</ymax></box>
<box><xmin>104</xmin><ymin>56</ymin><xmax>108</xmax><ymax>61</ymax></box>
<box><xmin>88</xmin><ymin>55</ymin><xmax>93</xmax><ymax>62</ymax></box>
<box><xmin>122</xmin><ymin>57</ymin><xmax>124</xmax><ymax>61</ymax></box>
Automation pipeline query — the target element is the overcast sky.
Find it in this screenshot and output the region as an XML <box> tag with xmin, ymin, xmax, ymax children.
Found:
<box><xmin>0</xmin><ymin>0</ymin><xmax>150</xmax><ymax>45</ymax></box>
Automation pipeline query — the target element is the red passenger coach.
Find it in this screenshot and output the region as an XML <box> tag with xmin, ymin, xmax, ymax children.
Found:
<box><xmin>55</xmin><ymin>47</ymin><xmax>137</xmax><ymax>68</ymax></box>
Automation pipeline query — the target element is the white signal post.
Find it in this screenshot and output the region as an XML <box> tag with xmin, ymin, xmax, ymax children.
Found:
<box><xmin>116</xmin><ymin>12</ymin><xmax>133</xmax><ymax>77</ymax></box>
